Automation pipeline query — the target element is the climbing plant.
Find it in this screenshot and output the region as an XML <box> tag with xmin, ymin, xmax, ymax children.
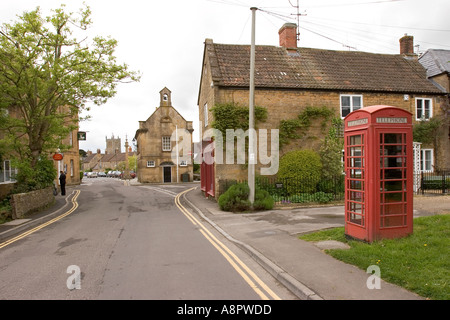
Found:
<box><xmin>279</xmin><ymin>106</ymin><xmax>335</xmax><ymax>147</ymax></box>
<box><xmin>211</xmin><ymin>103</ymin><xmax>268</xmax><ymax>135</ymax></box>
<box><xmin>413</xmin><ymin>117</ymin><xmax>441</xmax><ymax>145</ymax></box>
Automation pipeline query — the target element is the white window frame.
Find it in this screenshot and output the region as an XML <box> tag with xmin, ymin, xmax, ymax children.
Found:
<box><xmin>162</xmin><ymin>136</ymin><xmax>171</xmax><ymax>151</ymax></box>
<box><xmin>204</xmin><ymin>103</ymin><xmax>208</xmax><ymax>127</ymax></box>
<box><xmin>1</xmin><ymin>160</ymin><xmax>17</xmax><ymax>184</ymax></box>
<box><xmin>147</xmin><ymin>160</ymin><xmax>155</xmax><ymax>168</ymax></box>
<box><xmin>415</xmin><ymin>98</ymin><xmax>433</xmax><ymax>121</ymax></box>
<box><xmin>340</xmin><ymin>94</ymin><xmax>363</xmax><ymax>119</ymax></box>
<box><xmin>420</xmin><ymin>149</ymin><xmax>434</xmax><ymax>172</ymax></box>
<box><xmin>180</xmin><ymin>160</ymin><xmax>187</xmax><ymax>167</ymax></box>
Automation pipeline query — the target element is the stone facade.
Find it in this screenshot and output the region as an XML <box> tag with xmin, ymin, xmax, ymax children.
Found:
<box><xmin>197</xmin><ymin>24</ymin><xmax>448</xmax><ymax>198</ymax></box>
<box><xmin>11</xmin><ymin>187</ymin><xmax>54</xmax><ymax>219</ymax></box>
<box><xmin>135</xmin><ymin>88</ymin><xmax>194</xmax><ymax>183</ymax></box>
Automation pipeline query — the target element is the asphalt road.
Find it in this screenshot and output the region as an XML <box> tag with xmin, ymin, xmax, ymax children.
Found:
<box><xmin>0</xmin><ymin>178</ymin><xmax>296</xmax><ymax>300</ymax></box>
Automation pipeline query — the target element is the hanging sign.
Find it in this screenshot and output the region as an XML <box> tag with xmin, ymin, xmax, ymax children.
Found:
<box><xmin>53</xmin><ymin>153</ymin><xmax>63</xmax><ymax>161</ymax></box>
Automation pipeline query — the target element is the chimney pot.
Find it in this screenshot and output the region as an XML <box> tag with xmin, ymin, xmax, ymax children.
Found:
<box><xmin>279</xmin><ymin>23</ymin><xmax>297</xmax><ymax>49</ymax></box>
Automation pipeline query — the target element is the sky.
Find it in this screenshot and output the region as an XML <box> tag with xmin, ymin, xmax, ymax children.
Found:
<box><xmin>2</xmin><ymin>0</ymin><xmax>450</xmax><ymax>153</ymax></box>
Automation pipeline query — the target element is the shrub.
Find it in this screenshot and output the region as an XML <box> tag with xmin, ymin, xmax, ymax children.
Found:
<box><xmin>253</xmin><ymin>188</ymin><xmax>274</xmax><ymax>210</ymax></box>
<box><xmin>13</xmin><ymin>158</ymin><xmax>56</xmax><ymax>193</ymax></box>
<box><xmin>278</xmin><ymin>149</ymin><xmax>322</xmax><ymax>194</ymax></box>
<box><xmin>218</xmin><ymin>183</ymin><xmax>274</xmax><ymax>212</ymax></box>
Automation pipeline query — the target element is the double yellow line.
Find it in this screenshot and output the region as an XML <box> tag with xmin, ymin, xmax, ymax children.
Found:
<box><xmin>175</xmin><ymin>188</ymin><xmax>281</xmax><ymax>300</ymax></box>
<box><xmin>0</xmin><ymin>190</ymin><xmax>81</xmax><ymax>249</ymax></box>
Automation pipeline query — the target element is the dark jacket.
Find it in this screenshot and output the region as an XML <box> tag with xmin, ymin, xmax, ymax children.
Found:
<box><xmin>59</xmin><ymin>173</ymin><xmax>66</xmax><ymax>185</ymax></box>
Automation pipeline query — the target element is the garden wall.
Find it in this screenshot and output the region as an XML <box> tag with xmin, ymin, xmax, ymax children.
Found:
<box><xmin>11</xmin><ymin>187</ymin><xmax>55</xmax><ymax>219</ymax></box>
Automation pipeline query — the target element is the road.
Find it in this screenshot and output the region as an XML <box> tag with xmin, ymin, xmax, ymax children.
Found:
<box><xmin>0</xmin><ymin>177</ymin><xmax>297</xmax><ymax>300</ymax></box>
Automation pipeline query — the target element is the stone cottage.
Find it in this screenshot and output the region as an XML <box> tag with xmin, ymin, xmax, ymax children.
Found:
<box><xmin>197</xmin><ymin>23</ymin><xmax>447</xmax><ymax>198</ymax></box>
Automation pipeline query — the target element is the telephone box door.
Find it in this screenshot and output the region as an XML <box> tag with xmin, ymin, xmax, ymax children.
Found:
<box><xmin>345</xmin><ymin>131</ymin><xmax>367</xmax><ymax>240</ymax></box>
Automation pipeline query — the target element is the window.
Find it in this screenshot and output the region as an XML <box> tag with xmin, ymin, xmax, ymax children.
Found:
<box><xmin>204</xmin><ymin>103</ymin><xmax>208</xmax><ymax>127</ymax></box>
<box><xmin>147</xmin><ymin>160</ymin><xmax>155</xmax><ymax>167</ymax></box>
<box><xmin>1</xmin><ymin>160</ymin><xmax>17</xmax><ymax>183</ymax></box>
<box><xmin>70</xmin><ymin>159</ymin><xmax>74</xmax><ymax>177</ymax></box>
<box><xmin>420</xmin><ymin>149</ymin><xmax>433</xmax><ymax>172</ymax></box>
<box><xmin>180</xmin><ymin>160</ymin><xmax>187</xmax><ymax>167</ymax></box>
<box><xmin>340</xmin><ymin>94</ymin><xmax>363</xmax><ymax>118</ymax></box>
<box><xmin>162</xmin><ymin>136</ymin><xmax>171</xmax><ymax>151</ymax></box>
<box><xmin>416</xmin><ymin>98</ymin><xmax>432</xmax><ymax>120</ymax></box>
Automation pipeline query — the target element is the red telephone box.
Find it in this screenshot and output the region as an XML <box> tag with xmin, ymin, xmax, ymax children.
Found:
<box><xmin>344</xmin><ymin>105</ymin><xmax>413</xmax><ymax>242</ymax></box>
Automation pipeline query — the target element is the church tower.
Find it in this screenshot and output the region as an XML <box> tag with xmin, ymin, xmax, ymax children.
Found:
<box><xmin>106</xmin><ymin>134</ymin><xmax>122</xmax><ymax>154</ymax></box>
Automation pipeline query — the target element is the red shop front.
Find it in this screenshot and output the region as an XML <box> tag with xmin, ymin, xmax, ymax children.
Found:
<box><xmin>344</xmin><ymin>105</ymin><xmax>413</xmax><ymax>242</ymax></box>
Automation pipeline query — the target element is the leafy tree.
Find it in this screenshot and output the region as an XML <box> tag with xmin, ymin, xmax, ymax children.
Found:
<box><xmin>0</xmin><ymin>4</ymin><xmax>140</xmax><ymax>174</ymax></box>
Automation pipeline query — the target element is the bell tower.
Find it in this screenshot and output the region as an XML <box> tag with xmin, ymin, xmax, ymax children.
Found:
<box><xmin>159</xmin><ymin>87</ymin><xmax>172</xmax><ymax>107</ymax></box>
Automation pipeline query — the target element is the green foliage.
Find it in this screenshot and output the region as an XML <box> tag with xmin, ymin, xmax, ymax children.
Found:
<box><xmin>413</xmin><ymin>117</ymin><xmax>441</xmax><ymax>144</ymax></box>
<box><xmin>253</xmin><ymin>188</ymin><xmax>275</xmax><ymax>210</ymax></box>
<box><xmin>319</xmin><ymin>117</ymin><xmax>344</xmax><ymax>179</ymax></box>
<box><xmin>278</xmin><ymin>149</ymin><xmax>322</xmax><ymax>194</ymax></box>
<box><xmin>279</xmin><ymin>106</ymin><xmax>335</xmax><ymax>147</ymax></box>
<box><xmin>0</xmin><ymin>4</ymin><xmax>140</xmax><ymax>168</ymax></box>
<box><xmin>218</xmin><ymin>183</ymin><xmax>274</xmax><ymax>212</ymax></box>
<box><xmin>211</xmin><ymin>103</ymin><xmax>267</xmax><ymax>135</ymax></box>
<box><xmin>12</xmin><ymin>158</ymin><xmax>56</xmax><ymax>193</ymax></box>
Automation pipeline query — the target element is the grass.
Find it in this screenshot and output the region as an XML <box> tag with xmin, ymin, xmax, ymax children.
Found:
<box><xmin>299</xmin><ymin>214</ymin><xmax>450</xmax><ymax>300</ymax></box>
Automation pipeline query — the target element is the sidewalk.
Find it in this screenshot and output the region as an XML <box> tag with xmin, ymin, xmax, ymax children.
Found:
<box><xmin>183</xmin><ymin>186</ymin><xmax>426</xmax><ymax>300</ymax></box>
<box><xmin>0</xmin><ymin>188</ymin><xmax>77</xmax><ymax>242</ymax></box>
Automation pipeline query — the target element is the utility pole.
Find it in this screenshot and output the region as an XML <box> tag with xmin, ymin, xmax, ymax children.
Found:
<box><xmin>248</xmin><ymin>7</ymin><xmax>257</xmax><ymax>205</ymax></box>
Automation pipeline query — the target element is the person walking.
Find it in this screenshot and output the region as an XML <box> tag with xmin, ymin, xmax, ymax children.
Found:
<box><xmin>59</xmin><ymin>171</ymin><xmax>66</xmax><ymax>196</ymax></box>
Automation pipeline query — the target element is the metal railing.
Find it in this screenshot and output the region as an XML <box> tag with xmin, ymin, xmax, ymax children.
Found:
<box><xmin>416</xmin><ymin>170</ymin><xmax>450</xmax><ymax>195</ymax></box>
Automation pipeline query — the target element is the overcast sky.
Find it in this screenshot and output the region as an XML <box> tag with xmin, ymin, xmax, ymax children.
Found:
<box><xmin>2</xmin><ymin>0</ymin><xmax>450</xmax><ymax>152</ymax></box>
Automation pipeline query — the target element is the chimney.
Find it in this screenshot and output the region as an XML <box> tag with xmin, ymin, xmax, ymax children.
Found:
<box><xmin>400</xmin><ymin>34</ymin><xmax>414</xmax><ymax>55</ymax></box>
<box><xmin>97</xmin><ymin>149</ymin><xmax>101</xmax><ymax>154</ymax></box>
<box><xmin>279</xmin><ymin>23</ymin><xmax>297</xmax><ymax>50</ymax></box>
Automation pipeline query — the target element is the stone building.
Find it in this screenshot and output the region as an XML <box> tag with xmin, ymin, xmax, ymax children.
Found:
<box><xmin>1</xmin><ymin>104</ymin><xmax>80</xmax><ymax>195</ymax></box>
<box><xmin>105</xmin><ymin>134</ymin><xmax>122</xmax><ymax>155</ymax></box>
<box><xmin>134</xmin><ymin>88</ymin><xmax>194</xmax><ymax>183</ymax></box>
<box><xmin>197</xmin><ymin>23</ymin><xmax>448</xmax><ymax>198</ymax></box>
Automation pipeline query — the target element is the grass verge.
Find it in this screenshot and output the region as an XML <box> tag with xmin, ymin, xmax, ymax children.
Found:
<box><xmin>299</xmin><ymin>214</ymin><xmax>450</xmax><ymax>300</ymax></box>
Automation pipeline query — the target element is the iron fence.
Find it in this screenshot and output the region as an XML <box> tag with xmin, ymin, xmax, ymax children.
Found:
<box><xmin>219</xmin><ymin>175</ymin><xmax>345</xmax><ymax>204</ymax></box>
<box><xmin>416</xmin><ymin>170</ymin><xmax>450</xmax><ymax>195</ymax></box>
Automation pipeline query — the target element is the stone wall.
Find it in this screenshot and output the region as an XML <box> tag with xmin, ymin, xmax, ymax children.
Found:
<box><xmin>11</xmin><ymin>187</ymin><xmax>55</xmax><ymax>219</ymax></box>
<box><xmin>0</xmin><ymin>183</ymin><xmax>15</xmax><ymax>201</ymax></box>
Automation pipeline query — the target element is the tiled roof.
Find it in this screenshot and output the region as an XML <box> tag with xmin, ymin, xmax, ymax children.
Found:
<box><xmin>206</xmin><ymin>42</ymin><xmax>443</xmax><ymax>94</ymax></box>
<box><xmin>419</xmin><ymin>49</ymin><xmax>450</xmax><ymax>78</ymax></box>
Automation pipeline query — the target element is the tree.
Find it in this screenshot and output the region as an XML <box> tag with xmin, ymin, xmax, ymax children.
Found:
<box><xmin>0</xmin><ymin>4</ymin><xmax>140</xmax><ymax>171</ymax></box>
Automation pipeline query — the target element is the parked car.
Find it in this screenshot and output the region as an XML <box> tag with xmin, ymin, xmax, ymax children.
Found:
<box><xmin>87</xmin><ymin>172</ymin><xmax>98</xmax><ymax>178</ymax></box>
<box><xmin>98</xmin><ymin>172</ymin><xmax>106</xmax><ymax>177</ymax></box>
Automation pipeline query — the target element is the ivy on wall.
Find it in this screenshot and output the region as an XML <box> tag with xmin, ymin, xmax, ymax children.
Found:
<box><xmin>279</xmin><ymin>106</ymin><xmax>335</xmax><ymax>147</ymax></box>
<box><xmin>211</xmin><ymin>103</ymin><xmax>268</xmax><ymax>136</ymax></box>
<box><xmin>413</xmin><ymin>117</ymin><xmax>441</xmax><ymax>145</ymax></box>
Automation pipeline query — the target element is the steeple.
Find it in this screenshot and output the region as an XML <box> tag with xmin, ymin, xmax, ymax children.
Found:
<box><xmin>159</xmin><ymin>87</ymin><xmax>172</xmax><ymax>107</ymax></box>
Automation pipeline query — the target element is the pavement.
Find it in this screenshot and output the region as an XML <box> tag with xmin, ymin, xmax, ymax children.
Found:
<box><xmin>1</xmin><ymin>180</ymin><xmax>448</xmax><ymax>300</ymax></box>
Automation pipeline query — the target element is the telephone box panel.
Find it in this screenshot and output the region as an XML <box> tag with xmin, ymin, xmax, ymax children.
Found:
<box><xmin>344</xmin><ymin>105</ymin><xmax>413</xmax><ymax>242</ymax></box>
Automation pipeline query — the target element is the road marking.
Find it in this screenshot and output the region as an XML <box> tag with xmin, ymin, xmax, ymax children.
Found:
<box><xmin>0</xmin><ymin>190</ymin><xmax>81</xmax><ymax>249</ymax></box>
<box><xmin>175</xmin><ymin>188</ymin><xmax>281</xmax><ymax>300</ymax></box>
